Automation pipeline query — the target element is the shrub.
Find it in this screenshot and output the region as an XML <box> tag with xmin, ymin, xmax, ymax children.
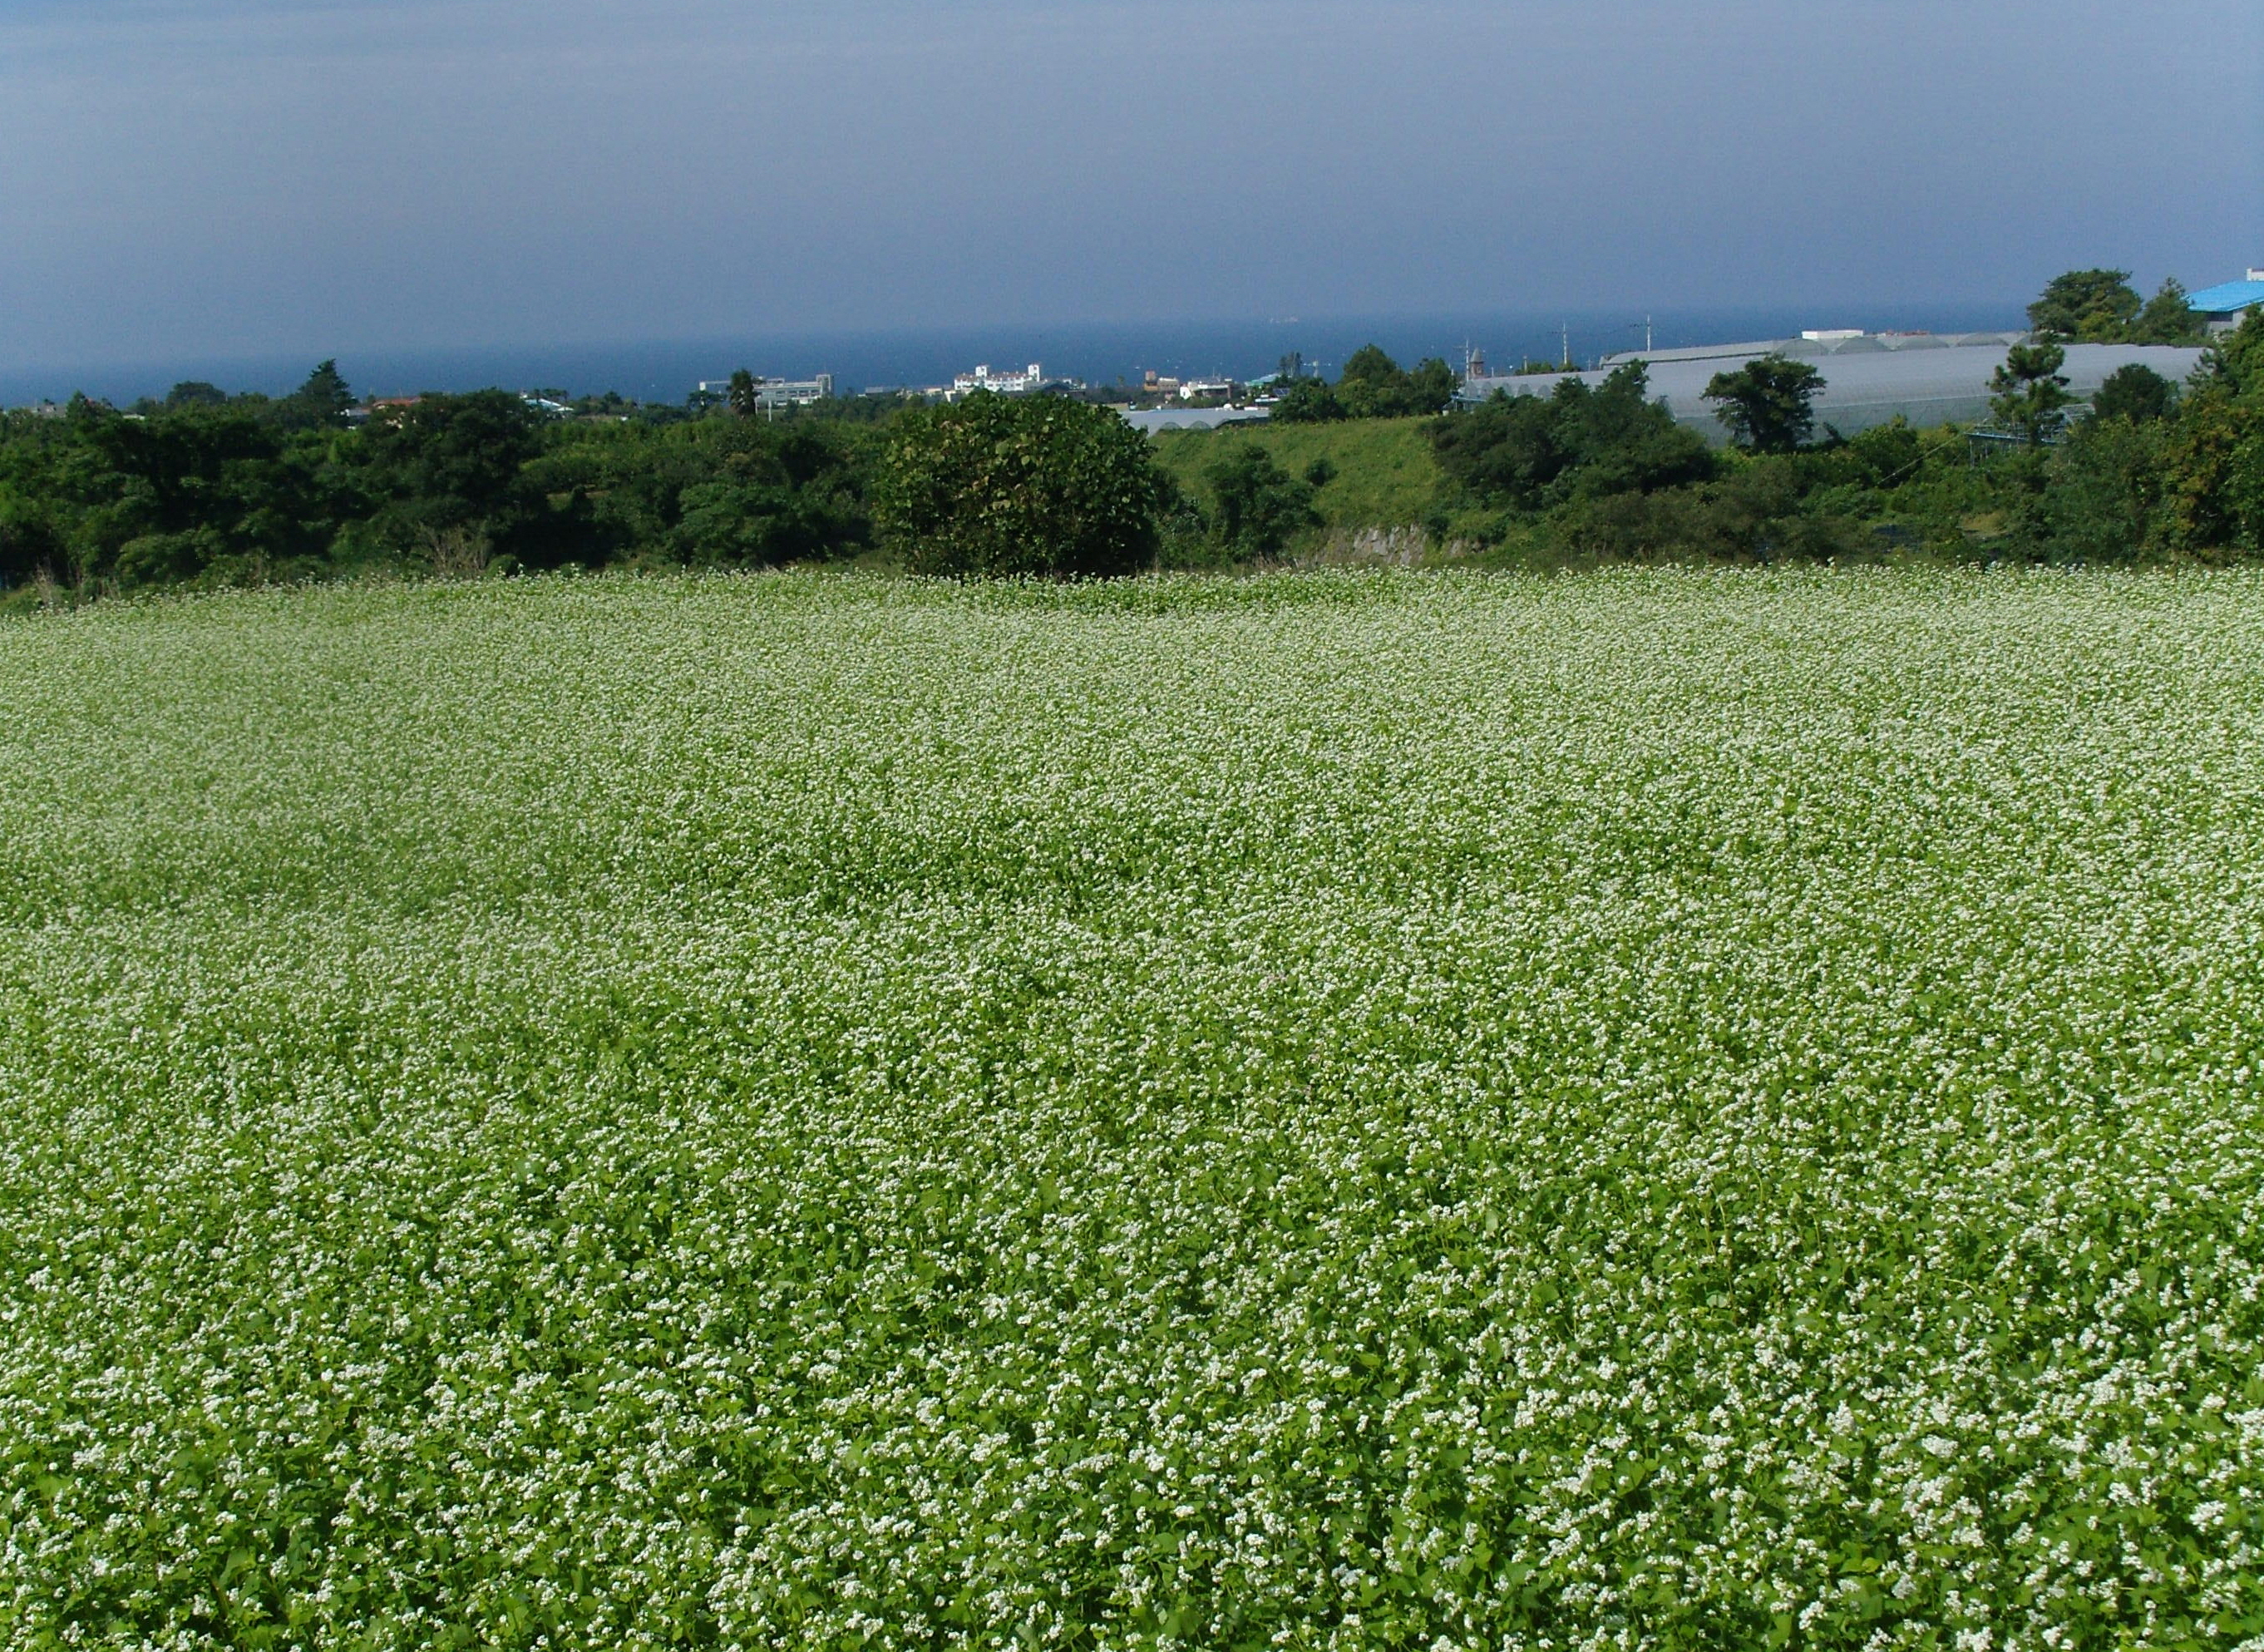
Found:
<box><xmin>874</xmin><ymin>393</ymin><xmax>1162</xmax><ymax>577</ymax></box>
<box><xmin>1203</xmin><ymin>445</ymin><xmax>1319</xmax><ymax>562</ymax></box>
<box><xmin>1267</xmin><ymin>378</ymin><xmax>1347</xmax><ymax>425</ymax></box>
<box><xmin>1431</xmin><ymin>362</ymin><xmax>1714</xmax><ymax>511</ymax></box>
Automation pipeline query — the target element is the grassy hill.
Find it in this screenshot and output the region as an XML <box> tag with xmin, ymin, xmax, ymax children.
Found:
<box><xmin>6</xmin><ymin>570</ymin><xmax>2263</xmax><ymax>1645</ymax></box>
<box><xmin>1148</xmin><ymin>415</ymin><xmax>1444</xmax><ymax>542</ymax></box>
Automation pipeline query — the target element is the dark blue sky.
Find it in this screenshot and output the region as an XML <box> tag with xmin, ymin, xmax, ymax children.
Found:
<box><xmin>2</xmin><ymin>0</ymin><xmax>2258</xmax><ymax>372</ymax></box>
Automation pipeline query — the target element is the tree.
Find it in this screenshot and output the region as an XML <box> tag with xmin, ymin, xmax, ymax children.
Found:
<box><xmin>1429</xmin><ymin>391</ymin><xmax>1566</xmax><ymax>509</ymax></box>
<box><xmin>357</xmin><ymin>389</ymin><xmax>548</xmax><ymax>563</ymax></box>
<box><xmin>1269</xmin><ymin>378</ymin><xmax>1346</xmax><ymax>424</ymax></box>
<box><xmin>1334</xmin><ymin>345</ymin><xmax>1406</xmax><ymax>419</ymax></box>
<box><xmin>1990</xmin><ymin>343</ymin><xmax>2074</xmax><ymax>446</ymax></box>
<box><xmin>1429</xmin><ymin>362</ymin><xmax>1712</xmax><ymax>510</ymax></box>
<box><xmin>2029</xmin><ymin>270</ymin><xmax>2141</xmax><ymax>343</ymax></box>
<box><xmin>1204</xmin><ymin>444</ymin><xmax>1318</xmax><ymax>560</ymax></box>
<box><xmin>2196</xmin><ymin>304</ymin><xmax>2264</xmax><ymax>397</ymax></box>
<box><xmin>2089</xmin><ymin>363</ymin><xmax>2176</xmax><ymax>425</ymax></box>
<box><xmin>275</xmin><ymin>360</ymin><xmax>354</xmax><ymax>431</ymax></box>
<box><xmin>1703</xmin><ymin>353</ymin><xmax>1827</xmax><ymax>454</ymax></box>
<box><xmin>873</xmin><ymin>392</ymin><xmax>1162</xmax><ymax>577</ymax></box>
<box><xmin>165</xmin><ymin>382</ymin><xmax>229</xmax><ymax>409</ymax></box>
<box><xmin>1333</xmin><ymin>346</ymin><xmax>1458</xmax><ymax>419</ymax></box>
<box><xmin>2132</xmin><ymin>279</ymin><xmax>2205</xmax><ymax>346</ymax></box>
<box><xmin>1551</xmin><ymin>362</ymin><xmax>1716</xmax><ymax>499</ymax></box>
<box><xmin>1403</xmin><ymin>357</ymin><xmax>1459</xmax><ymax>417</ymax></box>
<box><xmin>728</xmin><ymin>368</ymin><xmax>760</xmax><ymax>419</ymax></box>
<box><xmin>2040</xmin><ymin>411</ymin><xmax>2173</xmax><ymax>561</ymax></box>
<box><xmin>2156</xmin><ymin>308</ymin><xmax>2264</xmax><ymax>557</ymax></box>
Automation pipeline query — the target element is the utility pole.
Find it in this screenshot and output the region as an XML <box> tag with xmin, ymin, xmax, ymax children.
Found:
<box><xmin>1560</xmin><ymin>323</ymin><xmax>1571</xmax><ymax>371</ymax></box>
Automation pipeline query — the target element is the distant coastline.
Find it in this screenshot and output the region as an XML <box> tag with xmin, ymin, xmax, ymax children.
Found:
<box><xmin>2</xmin><ymin>304</ymin><xmax>2027</xmax><ymax>410</ymax></box>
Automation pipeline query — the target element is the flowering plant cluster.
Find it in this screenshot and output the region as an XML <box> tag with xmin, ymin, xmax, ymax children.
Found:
<box><xmin>2</xmin><ymin>570</ymin><xmax>2261</xmax><ymax>1650</ymax></box>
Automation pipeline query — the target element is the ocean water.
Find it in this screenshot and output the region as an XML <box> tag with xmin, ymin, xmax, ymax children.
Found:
<box><xmin>2</xmin><ymin>303</ymin><xmax>2028</xmax><ymax>408</ymax></box>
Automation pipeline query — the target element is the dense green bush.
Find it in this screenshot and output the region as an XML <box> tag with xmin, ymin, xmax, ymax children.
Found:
<box><xmin>1202</xmin><ymin>443</ymin><xmax>1319</xmax><ymax>561</ymax></box>
<box><xmin>1431</xmin><ymin>362</ymin><xmax>1715</xmax><ymax>512</ymax></box>
<box><xmin>0</xmin><ymin>371</ymin><xmax>877</xmax><ymax>598</ymax></box>
<box><xmin>1272</xmin><ymin>347</ymin><xmax>1458</xmax><ymax>425</ymax></box>
<box><xmin>873</xmin><ymin>392</ymin><xmax>1163</xmax><ymax>577</ymax></box>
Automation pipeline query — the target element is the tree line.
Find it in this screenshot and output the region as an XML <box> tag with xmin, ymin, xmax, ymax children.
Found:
<box><xmin>2</xmin><ymin>271</ymin><xmax>2257</xmax><ymax>599</ymax></box>
<box><xmin>1421</xmin><ymin>269</ymin><xmax>2255</xmax><ymax>565</ymax></box>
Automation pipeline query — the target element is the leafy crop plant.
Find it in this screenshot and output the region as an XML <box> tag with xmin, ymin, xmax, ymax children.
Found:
<box><xmin>2</xmin><ymin>569</ymin><xmax>2262</xmax><ymax>1650</ymax></box>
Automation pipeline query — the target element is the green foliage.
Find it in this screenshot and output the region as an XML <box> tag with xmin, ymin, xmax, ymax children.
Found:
<box><xmin>2155</xmin><ymin>310</ymin><xmax>2264</xmax><ymax>558</ymax></box>
<box><xmin>3</xmin><ymin>315</ymin><xmax>2257</xmax><ymax>594</ymax></box>
<box><xmin>2090</xmin><ymin>362</ymin><xmax>2178</xmax><ymax>424</ymax></box>
<box><xmin>1334</xmin><ymin>345</ymin><xmax>1458</xmax><ymax>419</ymax></box>
<box><xmin>1201</xmin><ymin>443</ymin><xmax>1318</xmax><ymax>560</ymax></box>
<box><xmin>276</xmin><ymin>359</ymin><xmax>356</xmax><ymax>432</ymax></box>
<box><xmin>2040</xmin><ymin>411</ymin><xmax>2176</xmax><ymax>562</ymax></box>
<box><xmin>1267</xmin><ymin>377</ymin><xmax>1347</xmax><ymax>424</ymax></box>
<box><xmin>2029</xmin><ymin>269</ymin><xmax>2204</xmax><ymax>347</ymax></box>
<box><xmin>2198</xmin><ymin>303</ymin><xmax>2264</xmax><ymax>397</ymax></box>
<box><xmin>519</xmin><ymin>415</ymin><xmax>873</xmax><ymax>571</ymax></box>
<box><xmin>1703</xmin><ymin>352</ymin><xmax>1827</xmax><ymax>454</ymax></box>
<box><xmin>0</xmin><ymin>397</ymin><xmax>344</xmax><ymax>588</ymax></box>
<box><xmin>1433</xmin><ymin>362</ymin><xmax>1715</xmax><ymax>512</ymax></box>
<box><xmin>1430</xmin><ymin>389</ymin><xmax>1564</xmax><ymax>508</ymax></box>
<box><xmin>2133</xmin><ymin>278</ymin><xmax>2207</xmax><ymax>345</ymax></box>
<box><xmin>358</xmin><ymin>389</ymin><xmax>550</xmax><ymax>565</ymax></box>
<box><xmin>1990</xmin><ymin>342</ymin><xmax>2075</xmax><ymax>446</ymax></box>
<box><xmin>0</xmin><ymin>374</ymin><xmax>884</xmax><ymax>596</ymax></box>
<box><xmin>2028</xmin><ymin>269</ymin><xmax>2143</xmax><ymax>343</ymax></box>
<box><xmin>728</xmin><ymin>367</ymin><xmax>759</xmax><ymax>418</ymax></box>
<box><xmin>1557</xmin><ymin>456</ymin><xmax>1867</xmax><ymax>562</ymax></box>
<box><xmin>164</xmin><ymin>380</ymin><xmax>229</xmax><ymax>410</ymax></box>
<box><xmin>873</xmin><ymin>392</ymin><xmax>1162</xmax><ymax>577</ymax></box>
<box><xmin>6</xmin><ymin>572</ymin><xmax>2264</xmax><ymax>1645</ymax></box>
<box><xmin>1147</xmin><ymin>417</ymin><xmax>1445</xmax><ymax>543</ymax></box>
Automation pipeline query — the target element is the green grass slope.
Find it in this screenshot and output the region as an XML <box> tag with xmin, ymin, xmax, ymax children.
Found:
<box><xmin>4</xmin><ymin>570</ymin><xmax>2263</xmax><ymax>1647</ymax></box>
<box><xmin>1149</xmin><ymin>415</ymin><xmax>1443</xmax><ymax>537</ymax></box>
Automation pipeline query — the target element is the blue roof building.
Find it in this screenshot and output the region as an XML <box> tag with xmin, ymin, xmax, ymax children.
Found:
<box><xmin>2188</xmin><ymin>271</ymin><xmax>2264</xmax><ymax>332</ymax></box>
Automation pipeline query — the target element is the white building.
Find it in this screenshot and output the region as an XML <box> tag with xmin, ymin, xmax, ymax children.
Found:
<box><xmin>695</xmin><ymin>374</ymin><xmax>836</xmax><ymax>409</ymax></box>
<box><xmin>951</xmin><ymin>362</ymin><xmax>1047</xmax><ymax>396</ymax></box>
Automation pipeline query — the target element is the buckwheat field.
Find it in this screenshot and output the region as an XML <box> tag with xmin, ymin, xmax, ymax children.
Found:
<box><xmin>4</xmin><ymin>570</ymin><xmax>2262</xmax><ymax>1651</ymax></box>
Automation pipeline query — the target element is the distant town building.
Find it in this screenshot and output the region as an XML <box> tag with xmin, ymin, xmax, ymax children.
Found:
<box><xmin>1176</xmin><ymin>377</ymin><xmax>1237</xmax><ymax>401</ymax></box>
<box><xmin>953</xmin><ymin>362</ymin><xmax>1047</xmax><ymax>396</ymax></box>
<box><xmin>348</xmin><ymin>396</ymin><xmax>422</xmax><ymax>425</ymax></box>
<box><xmin>694</xmin><ymin>374</ymin><xmax>835</xmax><ymax>409</ymax></box>
<box><xmin>2187</xmin><ymin>270</ymin><xmax>2264</xmax><ymax>334</ymax></box>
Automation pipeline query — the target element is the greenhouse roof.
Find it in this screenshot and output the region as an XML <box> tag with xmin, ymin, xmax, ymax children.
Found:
<box><xmin>1459</xmin><ymin>342</ymin><xmax>2207</xmax><ymax>442</ymax></box>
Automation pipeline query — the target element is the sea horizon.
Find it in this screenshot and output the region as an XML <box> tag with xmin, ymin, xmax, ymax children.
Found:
<box><xmin>2</xmin><ymin>301</ymin><xmax>2034</xmax><ymax>410</ymax></box>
